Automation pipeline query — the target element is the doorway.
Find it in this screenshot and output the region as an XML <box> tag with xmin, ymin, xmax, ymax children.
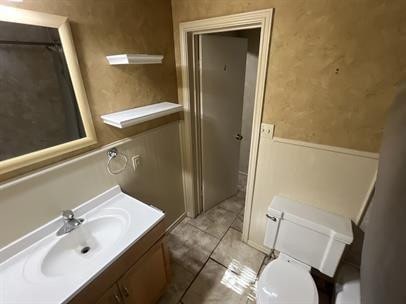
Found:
<box><xmin>178</xmin><ymin>10</ymin><xmax>274</xmax><ymax>241</ymax></box>
<box><xmin>197</xmin><ymin>30</ymin><xmax>260</xmax><ymax>213</ymax></box>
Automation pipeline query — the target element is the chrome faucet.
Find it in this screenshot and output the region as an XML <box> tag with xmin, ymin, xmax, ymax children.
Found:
<box><xmin>56</xmin><ymin>210</ymin><xmax>84</xmax><ymax>236</ymax></box>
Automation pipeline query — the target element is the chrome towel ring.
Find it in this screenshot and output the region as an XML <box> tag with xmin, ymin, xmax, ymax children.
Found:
<box><xmin>106</xmin><ymin>147</ymin><xmax>128</xmax><ymax>175</ymax></box>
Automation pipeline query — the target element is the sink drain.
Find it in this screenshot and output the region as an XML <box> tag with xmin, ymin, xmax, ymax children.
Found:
<box><xmin>81</xmin><ymin>246</ymin><xmax>91</xmax><ymax>254</ymax></box>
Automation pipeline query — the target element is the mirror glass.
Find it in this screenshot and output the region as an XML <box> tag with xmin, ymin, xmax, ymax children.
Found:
<box><xmin>0</xmin><ymin>21</ymin><xmax>85</xmax><ymax>161</ymax></box>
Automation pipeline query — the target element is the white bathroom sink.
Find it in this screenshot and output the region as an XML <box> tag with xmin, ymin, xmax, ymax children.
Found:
<box><xmin>41</xmin><ymin>214</ymin><xmax>126</xmax><ymax>277</ymax></box>
<box><xmin>0</xmin><ymin>186</ymin><xmax>164</xmax><ymax>304</ymax></box>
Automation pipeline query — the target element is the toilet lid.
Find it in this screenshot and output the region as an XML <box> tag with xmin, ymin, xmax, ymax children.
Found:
<box><xmin>257</xmin><ymin>258</ymin><xmax>318</xmax><ymax>304</ymax></box>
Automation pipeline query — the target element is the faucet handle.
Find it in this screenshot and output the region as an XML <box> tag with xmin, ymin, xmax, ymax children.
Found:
<box><xmin>62</xmin><ymin>210</ymin><xmax>74</xmax><ymax>221</ymax></box>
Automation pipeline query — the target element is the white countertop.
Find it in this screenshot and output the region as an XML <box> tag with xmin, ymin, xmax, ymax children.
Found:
<box><xmin>0</xmin><ymin>186</ymin><xmax>165</xmax><ymax>304</ymax></box>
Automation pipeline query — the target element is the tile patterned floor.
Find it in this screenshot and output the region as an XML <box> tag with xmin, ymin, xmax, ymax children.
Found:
<box><xmin>159</xmin><ymin>189</ymin><xmax>269</xmax><ymax>304</ymax></box>
<box><xmin>159</xmin><ymin>186</ymin><xmax>332</xmax><ymax>303</ymax></box>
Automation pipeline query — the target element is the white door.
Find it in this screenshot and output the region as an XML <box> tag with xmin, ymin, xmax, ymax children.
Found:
<box><xmin>199</xmin><ymin>34</ymin><xmax>248</xmax><ymax>211</ymax></box>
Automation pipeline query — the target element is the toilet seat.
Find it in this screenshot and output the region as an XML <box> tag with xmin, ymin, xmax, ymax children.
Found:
<box><xmin>257</xmin><ymin>257</ymin><xmax>318</xmax><ymax>304</ymax></box>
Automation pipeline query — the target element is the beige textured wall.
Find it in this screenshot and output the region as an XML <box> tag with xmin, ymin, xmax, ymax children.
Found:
<box><xmin>0</xmin><ymin>0</ymin><xmax>179</xmax><ymax>178</ymax></box>
<box><xmin>171</xmin><ymin>0</ymin><xmax>406</xmax><ymax>152</ymax></box>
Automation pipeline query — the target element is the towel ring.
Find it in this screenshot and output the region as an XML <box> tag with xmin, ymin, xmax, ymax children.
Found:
<box><xmin>106</xmin><ymin>147</ymin><xmax>128</xmax><ymax>175</ymax></box>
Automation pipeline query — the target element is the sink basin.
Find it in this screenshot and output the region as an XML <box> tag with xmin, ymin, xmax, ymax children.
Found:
<box><xmin>0</xmin><ymin>185</ymin><xmax>165</xmax><ymax>304</ymax></box>
<box><xmin>41</xmin><ymin>214</ymin><xmax>126</xmax><ymax>277</ymax></box>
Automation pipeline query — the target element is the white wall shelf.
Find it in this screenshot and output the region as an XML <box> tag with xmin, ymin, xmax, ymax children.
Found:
<box><xmin>101</xmin><ymin>102</ymin><xmax>183</xmax><ymax>129</ymax></box>
<box><xmin>106</xmin><ymin>54</ymin><xmax>163</xmax><ymax>65</ymax></box>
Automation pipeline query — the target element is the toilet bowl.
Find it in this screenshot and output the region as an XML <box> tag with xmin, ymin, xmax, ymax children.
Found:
<box><xmin>257</xmin><ymin>258</ymin><xmax>362</xmax><ymax>304</ymax></box>
<box><xmin>334</xmin><ymin>263</ymin><xmax>361</xmax><ymax>304</ymax></box>
<box><xmin>257</xmin><ymin>196</ymin><xmax>354</xmax><ymax>304</ymax></box>
<box><xmin>257</xmin><ymin>254</ymin><xmax>318</xmax><ymax>304</ymax></box>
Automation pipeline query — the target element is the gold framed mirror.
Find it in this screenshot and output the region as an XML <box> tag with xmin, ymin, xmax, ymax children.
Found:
<box><xmin>0</xmin><ymin>5</ymin><xmax>97</xmax><ymax>177</ymax></box>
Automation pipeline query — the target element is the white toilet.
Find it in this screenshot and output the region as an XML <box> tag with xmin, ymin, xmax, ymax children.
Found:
<box><xmin>257</xmin><ymin>196</ymin><xmax>354</xmax><ymax>304</ymax></box>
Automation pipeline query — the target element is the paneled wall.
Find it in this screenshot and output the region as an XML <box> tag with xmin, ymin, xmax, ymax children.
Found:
<box><xmin>246</xmin><ymin>126</ymin><xmax>378</xmax><ymax>252</ymax></box>
<box><xmin>0</xmin><ymin>123</ymin><xmax>184</xmax><ymax>248</ymax></box>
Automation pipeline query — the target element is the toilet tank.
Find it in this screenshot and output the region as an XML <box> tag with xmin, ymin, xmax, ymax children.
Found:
<box><xmin>264</xmin><ymin>196</ymin><xmax>353</xmax><ymax>277</ymax></box>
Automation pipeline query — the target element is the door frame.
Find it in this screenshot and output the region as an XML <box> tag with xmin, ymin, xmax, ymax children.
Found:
<box><xmin>178</xmin><ymin>9</ymin><xmax>274</xmax><ymax>242</ymax></box>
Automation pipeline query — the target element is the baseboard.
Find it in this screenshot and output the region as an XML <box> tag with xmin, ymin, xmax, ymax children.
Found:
<box><xmin>247</xmin><ymin>239</ymin><xmax>271</xmax><ymax>255</ymax></box>
<box><xmin>166</xmin><ymin>212</ymin><xmax>186</xmax><ymax>232</ymax></box>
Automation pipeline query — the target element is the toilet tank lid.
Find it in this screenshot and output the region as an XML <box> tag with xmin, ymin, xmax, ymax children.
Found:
<box><xmin>268</xmin><ymin>196</ymin><xmax>353</xmax><ymax>244</ymax></box>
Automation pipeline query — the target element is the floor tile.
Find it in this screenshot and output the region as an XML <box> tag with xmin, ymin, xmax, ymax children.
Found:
<box><xmin>258</xmin><ymin>250</ymin><xmax>278</xmax><ymax>276</ymax></box>
<box><xmin>182</xmin><ymin>259</ymin><xmax>256</xmax><ymax>304</ymax></box>
<box><xmin>158</xmin><ymin>262</ymin><xmax>195</xmax><ymax>304</ymax></box>
<box><xmin>211</xmin><ymin>229</ymin><xmax>265</xmax><ymax>274</ymax></box>
<box><xmin>231</xmin><ymin>208</ymin><xmax>244</xmax><ymax>232</ymax></box>
<box><xmin>168</xmin><ymin>219</ymin><xmax>220</xmax><ymax>274</ymax></box>
<box><xmin>186</xmin><ymin>205</ymin><xmax>237</xmax><ymax>239</ymax></box>
<box><xmin>218</xmin><ymin>194</ymin><xmax>245</xmax><ymax>214</ymax></box>
<box><xmin>238</xmin><ymin>174</ymin><xmax>247</xmax><ymax>192</ymax></box>
<box><xmin>258</xmin><ymin>258</ymin><xmax>269</xmax><ymax>277</ymax></box>
<box><xmin>231</xmin><ymin>216</ymin><xmax>243</xmax><ymax>232</ymax></box>
<box><xmin>164</xmin><ymin>208</ymin><xmax>334</xmax><ymax>304</ymax></box>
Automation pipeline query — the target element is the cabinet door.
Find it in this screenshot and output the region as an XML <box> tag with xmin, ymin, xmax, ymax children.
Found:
<box><xmin>119</xmin><ymin>239</ymin><xmax>170</xmax><ymax>304</ymax></box>
<box><xmin>95</xmin><ymin>284</ymin><xmax>123</xmax><ymax>304</ymax></box>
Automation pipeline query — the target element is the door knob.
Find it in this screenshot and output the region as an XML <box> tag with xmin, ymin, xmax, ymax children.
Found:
<box><xmin>235</xmin><ymin>133</ymin><xmax>243</xmax><ymax>141</ymax></box>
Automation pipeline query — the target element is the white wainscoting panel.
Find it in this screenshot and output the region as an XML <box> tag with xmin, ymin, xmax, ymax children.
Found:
<box><xmin>0</xmin><ymin>122</ymin><xmax>184</xmax><ymax>248</ymax></box>
<box><xmin>246</xmin><ymin>128</ymin><xmax>378</xmax><ymax>253</ymax></box>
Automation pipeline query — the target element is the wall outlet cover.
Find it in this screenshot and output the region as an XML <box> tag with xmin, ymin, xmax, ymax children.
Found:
<box><xmin>261</xmin><ymin>123</ymin><xmax>274</xmax><ymax>139</ymax></box>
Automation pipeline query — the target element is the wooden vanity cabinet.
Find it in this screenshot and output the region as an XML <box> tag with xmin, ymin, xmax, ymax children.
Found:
<box><xmin>118</xmin><ymin>240</ymin><xmax>170</xmax><ymax>303</ymax></box>
<box><xmin>95</xmin><ymin>285</ymin><xmax>122</xmax><ymax>304</ymax></box>
<box><xmin>71</xmin><ymin>220</ymin><xmax>170</xmax><ymax>304</ymax></box>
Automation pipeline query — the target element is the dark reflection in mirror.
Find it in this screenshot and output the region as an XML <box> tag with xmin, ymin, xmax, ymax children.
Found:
<box><xmin>0</xmin><ymin>21</ymin><xmax>85</xmax><ymax>161</ymax></box>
